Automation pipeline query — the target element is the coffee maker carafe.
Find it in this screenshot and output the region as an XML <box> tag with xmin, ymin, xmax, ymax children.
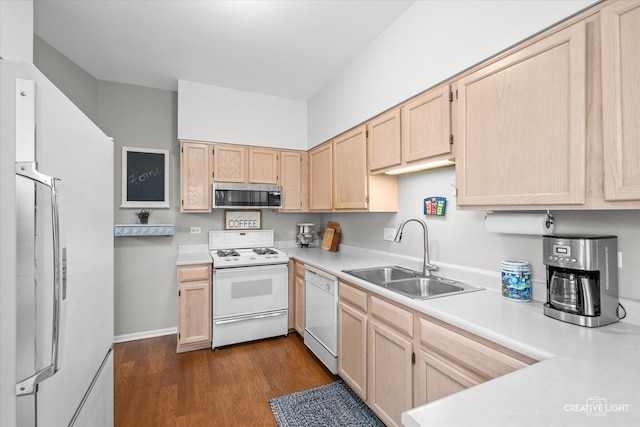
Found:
<box><xmin>543</xmin><ymin>235</ymin><xmax>618</xmax><ymax>327</ymax></box>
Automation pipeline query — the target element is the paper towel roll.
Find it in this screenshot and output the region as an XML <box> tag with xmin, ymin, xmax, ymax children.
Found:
<box><xmin>485</xmin><ymin>213</ymin><xmax>554</xmax><ymax>236</ymax></box>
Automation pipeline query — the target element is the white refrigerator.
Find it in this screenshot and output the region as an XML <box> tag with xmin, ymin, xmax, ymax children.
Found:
<box><xmin>0</xmin><ymin>60</ymin><xmax>114</xmax><ymax>426</ymax></box>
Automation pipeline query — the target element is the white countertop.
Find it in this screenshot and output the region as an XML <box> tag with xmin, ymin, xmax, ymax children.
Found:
<box><xmin>283</xmin><ymin>246</ymin><xmax>640</xmax><ymax>427</ymax></box>
<box><xmin>176</xmin><ymin>244</ymin><xmax>211</xmax><ymax>265</ymax></box>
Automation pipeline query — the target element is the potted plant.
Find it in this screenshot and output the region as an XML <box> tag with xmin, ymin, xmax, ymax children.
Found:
<box><xmin>135</xmin><ymin>209</ymin><xmax>153</xmax><ymax>224</ymax></box>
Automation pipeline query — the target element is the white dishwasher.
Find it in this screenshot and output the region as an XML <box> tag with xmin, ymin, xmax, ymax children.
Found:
<box><xmin>304</xmin><ymin>265</ymin><xmax>338</xmax><ymax>374</ymax></box>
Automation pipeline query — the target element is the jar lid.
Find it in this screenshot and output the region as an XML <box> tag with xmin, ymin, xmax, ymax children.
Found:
<box><xmin>501</xmin><ymin>260</ymin><xmax>530</xmax><ymax>267</ymax></box>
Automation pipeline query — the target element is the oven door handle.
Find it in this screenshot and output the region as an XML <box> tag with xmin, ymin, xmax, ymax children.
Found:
<box><xmin>215</xmin><ymin>310</ymin><xmax>287</xmax><ymax>325</ymax></box>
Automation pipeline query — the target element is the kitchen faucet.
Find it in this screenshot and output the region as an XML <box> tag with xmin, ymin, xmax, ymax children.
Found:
<box><xmin>393</xmin><ymin>217</ymin><xmax>438</xmax><ymax>276</ymax></box>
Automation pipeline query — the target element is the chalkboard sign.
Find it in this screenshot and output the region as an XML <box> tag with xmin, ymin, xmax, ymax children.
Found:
<box><xmin>121</xmin><ymin>147</ymin><xmax>169</xmax><ymax>208</ymax></box>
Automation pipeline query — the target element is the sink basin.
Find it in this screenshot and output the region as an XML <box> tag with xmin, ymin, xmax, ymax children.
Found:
<box><xmin>342</xmin><ymin>266</ymin><xmax>483</xmax><ymax>300</ymax></box>
<box><xmin>382</xmin><ymin>277</ymin><xmax>464</xmax><ymax>299</ymax></box>
<box><xmin>342</xmin><ymin>266</ymin><xmax>418</xmax><ymax>286</ymax></box>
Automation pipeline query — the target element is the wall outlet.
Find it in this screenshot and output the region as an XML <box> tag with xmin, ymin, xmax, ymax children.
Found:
<box><xmin>190</xmin><ymin>227</ymin><xmax>201</xmax><ymax>234</ymax></box>
<box><xmin>383</xmin><ymin>228</ymin><xmax>396</xmax><ymax>242</ymax></box>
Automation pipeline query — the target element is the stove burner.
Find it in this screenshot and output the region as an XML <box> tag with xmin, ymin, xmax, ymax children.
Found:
<box><xmin>253</xmin><ymin>247</ymin><xmax>278</xmax><ymax>255</ymax></box>
<box><xmin>217</xmin><ymin>249</ymin><xmax>240</xmax><ymax>257</ymax></box>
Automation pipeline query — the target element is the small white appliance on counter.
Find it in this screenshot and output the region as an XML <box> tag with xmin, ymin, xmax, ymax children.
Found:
<box><xmin>209</xmin><ymin>230</ymin><xmax>289</xmax><ymax>348</ymax></box>
<box><xmin>304</xmin><ymin>266</ymin><xmax>338</xmax><ymax>374</ymax></box>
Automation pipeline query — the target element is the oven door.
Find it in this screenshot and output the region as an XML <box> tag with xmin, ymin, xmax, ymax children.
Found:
<box><xmin>213</xmin><ymin>264</ymin><xmax>288</xmax><ymax>319</ymax></box>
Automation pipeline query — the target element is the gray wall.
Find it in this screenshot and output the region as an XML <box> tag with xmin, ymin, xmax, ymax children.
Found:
<box><xmin>34</xmin><ymin>36</ymin><xmax>99</xmax><ymax>123</ymax></box>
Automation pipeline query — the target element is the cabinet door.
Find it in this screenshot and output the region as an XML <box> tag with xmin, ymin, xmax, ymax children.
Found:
<box><xmin>213</xmin><ymin>144</ymin><xmax>245</xmax><ymax>183</ymax></box>
<box><xmin>180</xmin><ymin>141</ymin><xmax>212</xmax><ymax>212</ymax></box>
<box><xmin>601</xmin><ymin>1</ymin><xmax>640</xmax><ymax>201</ymax></box>
<box><xmin>368</xmin><ymin>320</ymin><xmax>413</xmax><ymax>427</ymax></box>
<box><xmin>280</xmin><ymin>151</ymin><xmax>305</xmax><ymax>211</ymax></box>
<box><xmin>338</xmin><ymin>301</ymin><xmax>367</xmax><ymax>400</ymax></box>
<box><xmin>456</xmin><ymin>22</ymin><xmax>587</xmax><ymax>207</ymax></box>
<box><xmin>294</xmin><ymin>276</ymin><xmax>305</xmax><ymax>336</ymax></box>
<box><xmin>401</xmin><ymin>86</ymin><xmax>451</xmax><ymax>163</ymax></box>
<box><xmin>415</xmin><ymin>349</ymin><xmax>481</xmax><ymax>407</ymax></box>
<box><xmin>368</xmin><ymin>108</ymin><xmax>401</xmax><ymax>172</ymax></box>
<box><xmin>177</xmin><ymin>280</ymin><xmax>211</xmax><ymax>349</ymax></box>
<box><xmin>249</xmin><ymin>148</ymin><xmax>279</xmax><ymax>184</ymax></box>
<box><xmin>309</xmin><ymin>143</ymin><xmax>333</xmax><ymax>210</ymax></box>
<box><xmin>333</xmin><ymin>125</ymin><xmax>368</xmax><ymax>210</ymax></box>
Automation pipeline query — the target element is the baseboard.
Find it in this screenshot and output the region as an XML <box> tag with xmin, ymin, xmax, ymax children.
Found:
<box><xmin>113</xmin><ymin>327</ymin><xmax>177</xmax><ymax>343</ymax></box>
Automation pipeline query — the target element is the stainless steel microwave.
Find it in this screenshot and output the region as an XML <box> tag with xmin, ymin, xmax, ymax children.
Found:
<box><xmin>212</xmin><ymin>183</ymin><xmax>283</xmax><ymax>209</ymax></box>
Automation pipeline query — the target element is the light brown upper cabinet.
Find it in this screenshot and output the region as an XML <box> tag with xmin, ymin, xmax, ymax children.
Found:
<box><xmin>401</xmin><ymin>85</ymin><xmax>452</xmax><ymax>164</ymax></box>
<box><xmin>367</xmin><ymin>85</ymin><xmax>452</xmax><ymax>175</ymax></box>
<box><xmin>456</xmin><ymin>21</ymin><xmax>588</xmax><ymax>207</ymax></box>
<box><xmin>213</xmin><ymin>144</ymin><xmax>245</xmax><ymax>183</ymax></box>
<box><xmin>279</xmin><ymin>150</ymin><xmax>308</xmax><ymax>211</ymax></box>
<box><xmin>180</xmin><ymin>141</ymin><xmax>213</xmax><ymax>212</ymax></box>
<box><xmin>601</xmin><ymin>0</ymin><xmax>640</xmax><ymax>201</ymax></box>
<box><xmin>248</xmin><ymin>147</ymin><xmax>279</xmax><ymax>184</ymax></box>
<box><xmin>310</xmin><ymin>126</ymin><xmax>397</xmax><ymax>212</ymax></box>
<box><xmin>213</xmin><ymin>144</ymin><xmax>281</xmax><ymax>185</ymax></box>
<box><xmin>309</xmin><ymin>142</ymin><xmax>333</xmax><ymax>211</ymax></box>
<box><xmin>334</xmin><ymin>125</ymin><xmax>369</xmax><ymax>209</ymax></box>
<box><xmin>367</xmin><ymin>108</ymin><xmax>402</xmax><ymax>172</ymax></box>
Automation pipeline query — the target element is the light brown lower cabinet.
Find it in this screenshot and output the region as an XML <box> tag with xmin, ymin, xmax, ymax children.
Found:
<box><xmin>338</xmin><ymin>281</ymin><xmax>369</xmax><ymax>400</ymax></box>
<box><xmin>368</xmin><ymin>319</ymin><xmax>413</xmax><ymax>427</ymax></box>
<box><xmin>293</xmin><ymin>261</ymin><xmax>305</xmax><ymax>336</ymax></box>
<box><xmin>337</xmin><ymin>280</ymin><xmax>537</xmax><ymax>426</ymax></box>
<box><xmin>176</xmin><ymin>264</ymin><xmax>212</xmax><ymax>353</ymax></box>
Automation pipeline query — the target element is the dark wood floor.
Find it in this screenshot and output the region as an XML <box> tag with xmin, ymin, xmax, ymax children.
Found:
<box><xmin>114</xmin><ymin>333</ymin><xmax>337</xmax><ymax>426</ymax></box>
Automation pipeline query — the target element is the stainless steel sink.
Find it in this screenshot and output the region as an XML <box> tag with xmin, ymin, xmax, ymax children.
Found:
<box><xmin>342</xmin><ymin>266</ymin><xmax>483</xmax><ymax>300</ymax></box>
<box><xmin>382</xmin><ymin>277</ymin><xmax>463</xmax><ymax>299</ymax></box>
<box><xmin>342</xmin><ymin>266</ymin><xmax>417</xmax><ymax>285</ymax></box>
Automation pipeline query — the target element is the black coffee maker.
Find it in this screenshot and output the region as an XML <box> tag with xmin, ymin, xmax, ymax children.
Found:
<box><xmin>543</xmin><ymin>235</ymin><xmax>619</xmax><ymax>327</ymax></box>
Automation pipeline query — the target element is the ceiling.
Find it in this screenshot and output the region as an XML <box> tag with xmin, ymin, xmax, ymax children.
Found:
<box><xmin>34</xmin><ymin>0</ymin><xmax>414</xmax><ymax>100</ymax></box>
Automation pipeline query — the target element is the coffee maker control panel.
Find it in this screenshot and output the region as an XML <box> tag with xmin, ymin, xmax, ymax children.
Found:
<box><xmin>543</xmin><ymin>237</ymin><xmax>589</xmax><ymax>270</ymax></box>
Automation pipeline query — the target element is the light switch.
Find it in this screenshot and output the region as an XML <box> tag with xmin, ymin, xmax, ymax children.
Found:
<box><xmin>190</xmin><ymin>227</ymin><xmax>202</xmax><ymax>234</ymax></box>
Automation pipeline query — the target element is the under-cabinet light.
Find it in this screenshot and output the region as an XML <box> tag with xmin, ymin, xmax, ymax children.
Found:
<box><xmin>384</xmin><ymin>159</ymin><xmax>455</xmax><ymax>175</ymax></box>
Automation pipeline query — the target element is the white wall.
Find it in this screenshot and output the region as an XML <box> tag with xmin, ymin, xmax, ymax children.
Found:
<box><xmin>326</xmin><ymin>168</ymin><xmax>640</xmax><ymax>301</ymax></box>
<box><xmin>177</xmin><ymin>80</ymin><xmax>307</xmax><ymax>150</ymax></box>
<box><xmin>0</xmin><ymin>0</ymin><xmax>33</xmax><ymax>63</ymax></box>
<box><xmin>307</xmin><ymin>0</ymin><xmax>598</xmax><ymax>147</ymax></box>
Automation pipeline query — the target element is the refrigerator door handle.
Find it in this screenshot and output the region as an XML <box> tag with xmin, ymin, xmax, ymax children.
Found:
<box><xmin>15</xmin><ymin>161</ymin><xmax>64</xmax><ymax>396</ymax></box>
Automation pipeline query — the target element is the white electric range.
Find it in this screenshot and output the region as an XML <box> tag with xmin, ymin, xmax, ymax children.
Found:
<box><xmin>208</xmin><ymin>230</ymin><xmax>289</xmax><ymax>349</ymax></box>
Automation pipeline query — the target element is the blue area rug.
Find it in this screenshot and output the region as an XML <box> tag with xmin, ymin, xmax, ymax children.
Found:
<box><xmin>269</xmin><ymin>380</ymin><xmax>384</xmax><ymax>427</ymax></box>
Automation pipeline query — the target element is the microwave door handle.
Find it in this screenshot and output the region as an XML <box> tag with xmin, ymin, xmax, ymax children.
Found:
<box><xmin>15</xmin><ymin>162</ymin><xmax>65</xmax><ymax>396</ymax></box>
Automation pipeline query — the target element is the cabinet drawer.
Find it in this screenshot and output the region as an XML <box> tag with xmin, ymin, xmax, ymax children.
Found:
<box><xmin>419</xmin><ymin>318</ymin><xmax>531</xmax><ymax>380</ymax></box>
<box><xmin>295</xmin><ymin>261</ymin><xmax>305</xmax><ymax>278</ymax></box>
<box><xmin>339</xmin><ymin>281</ymin><xmax>368</xmax><ymax>312</ymax></box>
<box><xmin>370</xmin><ymin>296</ymin><xmax>413</xmax><ymax>337</ymax></box>
<box><xmin>178</xmin><ymin>265</ymin><xmax>210</xmax><ymax>283</ymax></box>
